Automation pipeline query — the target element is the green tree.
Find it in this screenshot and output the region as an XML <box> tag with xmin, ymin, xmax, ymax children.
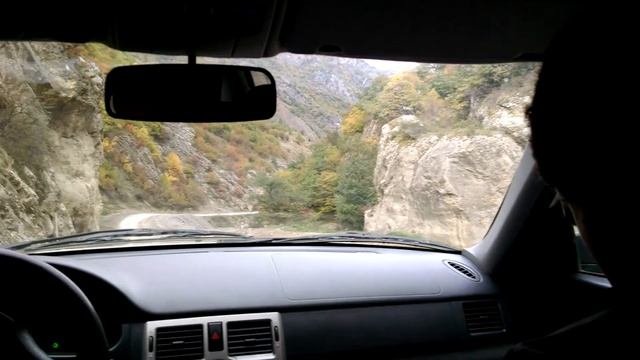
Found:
<box><xmin>292</xmin><ymin>139</ymin><xmax>342</xmax><ymax>212</ymax></box>
<box><xmin>317</xmin><ymin>171</ymin><xmax>339</xmax><ymax>215</ymax></box>
<box><xmin>335</xmin><ymin>138</ymin><xmax>377</xmax><ymax>229</ymax></box>
<box><xmin>254</xmin><ymin>173</ymin><xmax>301</xmax><ymax>212</ymax></box>
<box><xmin>359</xmin><ymin>75</ymin><xmax>389</xmax><ymax>111</ymax></box>
<box><xmin>416</xmin><ymin>63</ymin><xmax>445</xmax><ymax>80</ymax></box>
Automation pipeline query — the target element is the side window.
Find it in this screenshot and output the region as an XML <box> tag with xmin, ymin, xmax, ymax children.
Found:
<box><xmin>574</xmin><ymin>226</ymin><xmax>605</xmax><ymax>276</ymax></box>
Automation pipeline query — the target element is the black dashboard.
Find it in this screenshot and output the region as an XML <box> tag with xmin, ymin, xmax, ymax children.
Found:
<box><xmin>37</xmin><ymin>245</ymin><xmax>512</xmax><ymax>359</ymax></box>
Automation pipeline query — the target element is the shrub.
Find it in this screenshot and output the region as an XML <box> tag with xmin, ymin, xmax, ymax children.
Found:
<box><xmin>340</xmin><ymin>107</ymin><xmax>366</xmax><ymax>135</ymax></box>
<box><xmin>98</xmin><ymin>162</ymin><xmax>118</xmax><ymax>191</ymax></box>
<box><xmin>165</xmin><ymin>152</ymin><xmax>184</xmax><ymax>178</ymax></box>
<box><xmin>205</xmin><ymin>171</ymin><xmax>222</xmax><ymax>186</ymax></box>
<box><xmin>253</xmin><ymin>173</ymin><xmax>302</xmax><ymax>212</ymax></box>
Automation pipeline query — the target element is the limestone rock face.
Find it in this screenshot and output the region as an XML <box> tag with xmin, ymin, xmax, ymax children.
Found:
<box><xmin>475</xmin><ymin>87</ymin><xmax>533</xmax><ymax>147</ymax></box>
<box><xmin>0</xmin><ymin>43</ymin><xmax>103</xmax><ymax>244</ymax></box>
<box><xmin>365</xmin><ymin>112</ymin><xmax>525</xmax><ymax>248</ymax></box>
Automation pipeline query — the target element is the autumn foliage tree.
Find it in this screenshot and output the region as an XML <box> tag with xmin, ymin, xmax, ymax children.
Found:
<box><xmin>372</xmin><ymin>73</ymin><xmax>420</xmax><ymax>121</ymax></box>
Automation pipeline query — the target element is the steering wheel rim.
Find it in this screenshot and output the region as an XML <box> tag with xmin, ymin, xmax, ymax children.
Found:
<box><xmin>0</xmin><ymin>248</ymin><xmax>110</xmax><ymax>360</ymax></box>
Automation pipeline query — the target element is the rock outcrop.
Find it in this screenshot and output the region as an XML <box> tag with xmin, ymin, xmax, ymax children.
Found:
<box><xmin>474</xmin><ymin>82</ymin><xmax>534</xmax><ymax>147</ymax></box>
<box><xmin>0</xmin><ymin>43</ymin><xmax>103</xmax><ymax>244</ymax></box>
<box><xmin>365</xmin><ymin>112</ymin><xmax>526</xmax><ymax>248</ymax></box>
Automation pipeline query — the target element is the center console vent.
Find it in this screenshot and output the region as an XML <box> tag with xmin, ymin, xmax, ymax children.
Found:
<box><xmin>227</xmin><ymin>319</ymin><xmax>274</xmax><ymax>356</ymax></box>
<box><xmin>463</xmin><ymin>300</ymin><xmax>505</xmax><ymax>335</ymax></box>
<box><xmin>155</xmin><ymin>324</ymin><xmax>204</xmax><ymax>360</ymax></box>
<box><xmin>146</xmin><ymin>312</ymin><xmax>284</xmax><ymax>360</ymax></box>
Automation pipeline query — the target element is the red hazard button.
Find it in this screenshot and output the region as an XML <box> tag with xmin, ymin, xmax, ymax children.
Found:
<box><xmin>208</xmin><ymin>322</ymin><xmax>224</xmax><ymax>351</ymax></box>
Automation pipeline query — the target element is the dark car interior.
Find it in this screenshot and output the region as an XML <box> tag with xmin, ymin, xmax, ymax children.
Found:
<box><xmin>0</xmin><ymin>1</ymin><xmax>618</xmax><ymax>359</ymax></box>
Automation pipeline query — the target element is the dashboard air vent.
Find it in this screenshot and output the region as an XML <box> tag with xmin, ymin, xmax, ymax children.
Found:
<box><xmin>463</xmin><ymin>301</ymin><xmax>505</xmax><ymax>335</ymax></box>
<box><xmin>444</xmin><ymin>260</ymin><xmax>480</xmax><ymax>281</ymax></box>
<box><xmin>227</xmin><ymin>319</ymin><xmax>274</xmax><ymax>356</ymax></box>
<box><xmin>155</xmin><ymin>324</ymin><xmax>204</xmax><ymax>360</ymax></box>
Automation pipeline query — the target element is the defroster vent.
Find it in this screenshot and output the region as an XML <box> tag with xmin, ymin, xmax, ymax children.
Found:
<box><xmin>227</xmin><ymin>319</ymin><xmax>274</xmax><ymax>356</ymax></box>
<box><xmin>155</xmin><ymin>324</ymin><xmax>204</xmax><ymax>360</ymax></box>
<box><xmin>444</xmin><ymin>260</ymin><xmax>480</xmax><ymax>281</ymax></box>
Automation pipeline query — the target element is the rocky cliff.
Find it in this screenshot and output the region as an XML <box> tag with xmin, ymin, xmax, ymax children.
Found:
<box><xmin>0</xmin><ymin>43</ymin><xmax>103</xmax><ymax>244</ymax></box>
<box><xmin>202</xmin><ymin>53</ymin><xmax>380</xmax><ymax>140</ymax></box>
<box><xmin>365</xmin><ymin>81</ymin><xmax>534</xmax><ymax>248</ymax></box>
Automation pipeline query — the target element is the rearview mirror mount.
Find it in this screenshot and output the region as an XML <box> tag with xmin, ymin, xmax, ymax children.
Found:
<box><xmin>105</xmin><ymin>64</ymin><xmax>277</xmax><ymax>122</ymax></box>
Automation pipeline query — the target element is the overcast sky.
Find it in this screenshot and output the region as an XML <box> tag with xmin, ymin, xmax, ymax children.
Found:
<box><xmin>365</xmin><ymin>59</ymin><xmax>418</xmax><ymax>74</ymax></box>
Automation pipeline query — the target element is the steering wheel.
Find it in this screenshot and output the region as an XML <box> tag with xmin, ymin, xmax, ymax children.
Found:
<box><xmin>0</xmin><ymin>249</ymin><xmax>109</xmax><ymax>360</ymax></box>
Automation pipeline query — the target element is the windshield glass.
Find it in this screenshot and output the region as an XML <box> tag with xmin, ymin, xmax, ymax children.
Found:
<box><xmin>0</xmin><ymin>42</ymin><xmax>537</xmax><ymax>250</ymax></box>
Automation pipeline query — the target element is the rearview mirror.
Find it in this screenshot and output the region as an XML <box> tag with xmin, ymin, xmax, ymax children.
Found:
<box><xmin>105</xmin><ymin>64</ymin><xmax>276</xmax><ymax>122</ymax></box>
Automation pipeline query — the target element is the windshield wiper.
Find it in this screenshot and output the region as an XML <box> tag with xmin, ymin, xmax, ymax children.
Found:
<box><xmin>246</xmin><ymin>231</ymin><xmax>458</xmax><ymax>252</ymax></box>
<box><xmin>8</xmin><ymin>230</ymin><xmax>457</xmax><ymax>253</ymax></box>
<box><xmin>8</xmin><ymin>228</ymin><xmax>250</xmax><ymax>252</ymax></box>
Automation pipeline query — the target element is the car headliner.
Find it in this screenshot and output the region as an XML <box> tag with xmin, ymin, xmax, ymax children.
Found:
<box><xmin>1</xmin><ymin>0</ymin><xmax>575</xmax><ymax>63</ymax></box>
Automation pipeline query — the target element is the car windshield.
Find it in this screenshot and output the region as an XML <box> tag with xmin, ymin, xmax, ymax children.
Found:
<box><xmin>0</xmin><ymin>42</ymin><xmax>538</xmax><ymax>250</ymax></box>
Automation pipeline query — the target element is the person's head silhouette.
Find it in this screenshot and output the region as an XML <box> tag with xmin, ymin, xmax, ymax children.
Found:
<box><xmin>527</xmin><ymin>8</ymin><xmax>634</xmax><ymax>297</ymax></box>
<box><xmin>506</xmin><ymin>8</ymin><xmax>637</xmax><ymax>359</ymax></box>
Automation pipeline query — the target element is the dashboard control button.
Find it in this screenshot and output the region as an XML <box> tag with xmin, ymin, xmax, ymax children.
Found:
<box><xmin>208</xmin><ymin>322</ymin><xmax>224</xmax><ymax>351</ymax></box>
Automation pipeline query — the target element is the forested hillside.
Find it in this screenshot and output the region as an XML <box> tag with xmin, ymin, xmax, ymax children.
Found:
<box><xmin>73</xmin><ymin>44</ymin><xmax>379</xmax><ymax>213</ymax></box>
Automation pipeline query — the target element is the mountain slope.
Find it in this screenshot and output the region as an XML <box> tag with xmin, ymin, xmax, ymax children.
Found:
<box><xmin>77</xmin><ymin>44</ymin><xmax>380</xmax><ymax>213</ymax></box>
<box><xmin>201</xmin><ymin>53</ymin><xmax>380</xmax><ymax>139</ymax></box>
